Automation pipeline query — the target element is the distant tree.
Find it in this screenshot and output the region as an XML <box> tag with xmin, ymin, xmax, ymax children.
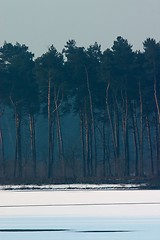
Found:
<box><xmin>0</xmin><ymin>37</ymin><xmax>160</xmax><ymax>183</ymax></box>
<box><xmin>35</xmin><ymin>45</ymin><xmax>65</xmax><ymax>179</ymax></box>
<box><xmin>101</xmin><ymin>37</ymin><xmax>135</xmax><ymax>177</ymax></box>
<box><xmin>0</xmin><ymin>42</ymin><xmax>35</xmax><ymax>179</ymax></box>
<box><xmin>143</xmin><ymin>38</ymin><xmax>160</xmax><ymax>175</ymax></box>
<box><xmin>63</xmin><ymin>40</ymin><xmax>102</xmax><ymax>177</ymax></box>
<box><xmin>0</xmin><ymin>55</ymin><xmax>8</xmax><ymax>175</ymax></box>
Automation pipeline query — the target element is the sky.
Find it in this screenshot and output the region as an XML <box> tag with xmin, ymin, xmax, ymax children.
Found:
<box><xmin>0</xmin><ymin>0</ymin><xmax>160</xmax><ymax>57</ymax></box>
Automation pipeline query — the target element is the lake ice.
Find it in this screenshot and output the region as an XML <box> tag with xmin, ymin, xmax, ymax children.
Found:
<box><xmin>0</xmin><ymin>186</ymin><xmax>160</xmax><ymax>239</ymax></box>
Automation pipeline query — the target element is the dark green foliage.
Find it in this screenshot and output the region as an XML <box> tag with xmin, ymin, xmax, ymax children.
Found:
<box><xmin>0</xmin><ymin>36</ymin><xmax>160</xmax><ymax>183</ymax></box>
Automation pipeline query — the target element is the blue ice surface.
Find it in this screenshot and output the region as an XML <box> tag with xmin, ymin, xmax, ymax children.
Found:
<box><xmin>0</xmin><ymin>216</ymin><xmax>160</xmax><ymax>240</ymax></box>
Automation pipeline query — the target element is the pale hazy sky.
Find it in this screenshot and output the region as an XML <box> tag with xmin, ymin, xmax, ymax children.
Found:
<box><xmin>0</xmin><ymin>0</ymin><xmax>160</xmax><ymax>57</ymax></box>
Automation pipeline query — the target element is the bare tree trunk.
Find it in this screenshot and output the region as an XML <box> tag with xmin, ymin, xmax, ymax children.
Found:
<box><xmin>155</xmin><ymin>114</ymin><xmax>160</xmax><ymax>176</ymax></box>
<box><xmin>29</xmin><ymin>113</ymin><xmax>37</xmax><ymax>178</ymax></box>
<box><xmin>121</xmin><ymin>89</ymin><xmax>129</xmax><ymax>177</ymax></box>
<box><xmin>89</xmin><ymin>121</ymin><xmax>93</xmax><ymax>176</ymax></box>
<box><xmin>84</xmin><ymin>104</ymin><xmax>91</xmax><ymax>178</ymax></box>
<box><xmin>85</xmin><ymin>109</ymin><xmax>90</xmax><ymax>177</ymax></box>
<box><xmin>131</xmin><ymin>102</ymin><xmax>139</xmax><ymax>177</ymax></box>
<box><xmin>50</xmin><ymin>116</ymin><xmax>55</xmax><ymax>178</ymax></box>
<box><xmin>57</xmin><ymin>111</ymin><xmax>64</xmax><ymax>176</ymax></box>
<box><xmin>80</xmin><ymin>109</ymin><xmax>86</xmax><ymax>177</ymax></box>
<box><xmin>54</xmin><ymin>92</ymin><xmax>65</xmax><ymax>179</ymax></box>
<box><xmin>0</xmin><ymin>127</ymin><xmax>5</xmax><ymax>176</ymax></box>
<box><xmin>114</xmin><ymin>95</ymin><xmax>120</xmax><ymax>175</ymax></box>
<box><xmin>85</xmin><ymin>66</ymin><xmax>97</xmax><ymax>176</ymax></box>
<box><xmin>145</xmin><ymin>115</ymin><xmax>154</xmax><ymax>176</ymax></box>
<box><xmin>139</xmin><ymin>82</ymin><xmax>143</xmax><ymax>177</ymax></box>
<box><xmin>106</xmin><ymin>82</ymin><xmax>118</xmax><ymax>176</ymax></box>
<box><xmin>0</xmin><ymin>110</ymin><xmax>5</xmax><ymax>175</ymax></box>
<box><xmin>133</xmin><ymin>102</ymin><xmax>140</xmax><ymax>148</ymax></box>
<box><xmin>124</xmin><ymin>90</ymin><xmax>129</xmax><ymax>177</ymax></box>
<box><xmin>154</xmin><ymin>75</ymin><xmax>160</xmax><ymax>124</ymax></box>
<box><xmin>47</xmin><ymin>77</ymin><xmax>53</xmax><ymax>179</ymax></box>
<box><xmin>102</xmin><ymin>120</ymin><xmax>106</xmax><ymax>177</ymax></box>
<box><xmin>97</xmin><ymin>118</ymin><xmax>112</xmax><ymax>177</ymax></box>
<box><xmin>115</xmin><ymin>107</ymin><xmax>120</xmax><ymax>163</ymax></box>
<box><xmin>102</xmin><ymin>121</ymin><xmax>112</xmax><ymax>177</ymax></box>
<box><xmin>14</xmin><ymin>138</ymin><xmax>17</xmax><ymax>178</ymax></box>
<box><xmin>153</xmin><ymin>74</ymin><xmax>160</xmax><ymax>176</ymax></box>
<box><xmin>14</xmin><ymin>110</ymin><xmax>22</xmax><ymax>178</ymax></box>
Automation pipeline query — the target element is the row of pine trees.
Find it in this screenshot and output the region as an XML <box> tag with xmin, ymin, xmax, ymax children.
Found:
<box><xmin>0</xmin><ymin>36</ymin><xmax>160</xmax><ymax>183</ymax></box>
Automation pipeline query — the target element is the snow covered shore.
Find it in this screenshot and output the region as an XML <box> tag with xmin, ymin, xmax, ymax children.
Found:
<box><xmin>0</xmin><ymin>187</ymin><xmax>160</xmax><ymax>217</ymax></box>
<box><xmin>0</xmin><ymin>183</ymin><xmax>147</xmax><ymax>191</ymax></box>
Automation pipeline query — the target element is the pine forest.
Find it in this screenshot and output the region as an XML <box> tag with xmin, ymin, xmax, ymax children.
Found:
<box><xmin>0</xmin><ymin>36</ymin><xmax>160</xmax><ymax>184</ymax></box>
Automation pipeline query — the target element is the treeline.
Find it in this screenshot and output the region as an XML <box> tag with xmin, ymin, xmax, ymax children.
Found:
<box><xmin>0</xmin><ymin>36</ymin><xmax>160</xmax><ymax>183</ymax></box>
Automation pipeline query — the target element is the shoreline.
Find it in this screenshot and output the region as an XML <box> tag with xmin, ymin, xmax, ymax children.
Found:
<box><xmin>0</xmin><ymin>183</ymin><xmax>148</xmax><ymax>191</ymax></box>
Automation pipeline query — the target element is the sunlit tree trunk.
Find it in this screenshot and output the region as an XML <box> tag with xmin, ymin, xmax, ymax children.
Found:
<box><xmin>29</xmin><ymin>113</ymin><xmax>37</xmax><ymax>178</ymax></box>
<box><xmin>154</xmin><ymin>74</ymin><xmax>160</xmax><ymax>176</ymax></box>
<box><xmin>85</xmin><ymin>66</ymin><xmax>97</xmax><ymax>176</ymax></box>
<box><xmin>124</xmin><ymin>90</ymin><xmax>129</xmax><ymax>177</ymax></box>
<box><xmin>155</xmin><ymin>113</ymin><xmax>160</xmax><ymax>176</ymax></box>
<box><xmin>54</xmin><ymin>90</ymin><xmax>65</xmax><ymax>179</ymax></box>
<box><xmin>114</xmin><ymin>94</ymin><xmax>120</xmax><ymax>175</ymax></box>
<box><xmin>0</xmin><ymin>126</ymin><xmax>5</xmax><ymax>176</ymax></box>
<box><xmin>80</xmin><ymin>109</ymin><xmax>86</xmax><ymax>177</ymax></box>
<box><xmin>139</xmin><ymin>82</ymin><xmax>144</xmax><ymax>177</ymax></box>
<box><xmin>49</xmin><ymin>116</ymin><xmax>55</xmax><ymax>178</ymax></box>
<box><xmin>102</xmin><ymin>120</ymin><xmax>112</xmax><ymax>177</ymax></box>
<box><xmin>106</xmin><ymin>82</ymin><xmax>118</xmax><ymax>176</ymax></box>
<box><xmin>47</xmin><ymin>76</ymin><xmax>53</xmax><ymax>179</ymax></box>
<box><xmin>121</xmin><ymin>88</ymin><xmax>129</xmax><ymax>177</ymax></box>
<box><xmin>145</xmin><ymin>115</ymin><xmax>154</xmax><ymax>176</ymax></box>
<box><xmin>85</xmin><ymin>109</ymin><xmax>90</xmax><ymax>177</ymax></box>
<box><xmin>154</xmin><ymin>70</ymin><xmax>160</xmax><ymax>125</ymax></box>
<box><xmin>131</xmin><ymin>101</ymin><xmax>139</xmax><ymax>177</ymax></box>
<box><xmin>102</xmin><ymin>120</ymin><xmax>106</xmax><ymax>177</ymax></box>
<box><xmin>14</xmin><ymin>110</ymin><xmax>22</xmax><ymax>178</ymax></box>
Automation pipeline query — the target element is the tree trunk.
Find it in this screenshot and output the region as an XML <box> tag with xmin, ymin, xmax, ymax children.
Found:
<box><xmin>54</xmin><ymin>91</ymin><xmax>65</xmax><ymax>179</ymax></box>
<box><xmin>97</xmin><ymin>118</ymin><xmax>112</xmax><ymax>177</ymax></box>
<box><xmin>0</xmin><ymin>127</ymin><xmax>5</xmax><ymax>176</ymax></box>
<box><xmin>106</xmin><ymin>82</ymin><xmax>118</xmax><ymax>176</ymax></box>
<box><xmin>124</xmin><ymin>90</ymin><xmax>129</xmax><ymax>177</ymax></box>
<box><xmin>84</xmin><ymin>106</ymin><xmax>91</xmax><ymax>177</ymax></box>
<box><xmin>145</xmin><ymin>115</ymin><xmax>154</xmax><ymax>176</ymax></box>
<box><xmin>121</xmin><ymin>89</ymin><xmax>129</xmax><ymax>177</ymax></box>
<box><xmin>154</xmin><ymin>74</ymin><xmax>160</xmax><ymax>124</ymax></box>
<box><xmin>102</xmin><ymin>120</ymin><xmax>112</xmax><ymax>177</ymax></box>
<box><xmin>47</xmin><ymin>77</ymin><xmax>53</xmax><ymax>179</ymax></box>
<box><xmin>114</xmin><ymin>95</ymin><xmax>120</xmax><ymax>175</ymax></box>
<box><xmin>131</xmin><ymin>102</ymin><xmax>139</xmax><ymax>177</ymax></box>
<box><xmin>50</xmin><ymin>116</ymin><xmax>55</xmax><ymax>178</ymax></box>
<box><xmin>29</xmin><ymin>113</ymin><xmax>37</xmax><ymax>178</ymax></box>
<box><xmin>80</xmin><ymin>109</ymin><xmax>86</xmax><ymax>177</ymax></box>
<box><xmin>14</xmin><ymin>110</ymin><xmax>22</xmax><ymax>178</ymax></box>
<box><xmin>85</xmin><ymin>66</ymin><xmax>97</xmax><ymax>176</ymax></box>
<box><xmin>153</xmin><ymin>74</ymin><xmax>160</xmax><ymax>176</ymax></box>
<box><xmin>102</xmin><ymin>120</ymin><xmax>106</xmax><ymax>177</ymax></box>
<box><xmin>139</xmin><ymin>82</ymin><xmax>143</xmax><ymax>177</ymax></box>
<box><xmin>155</xmin><ymin>114</ymin><xmax>160</xmax><ymax>176</ymax></box>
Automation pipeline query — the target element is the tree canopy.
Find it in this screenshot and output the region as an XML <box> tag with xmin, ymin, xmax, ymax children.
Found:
<box><xmin>0</xmin><ymin>37</ymin><xmax>160</xmax><ymax>183</ymax></box>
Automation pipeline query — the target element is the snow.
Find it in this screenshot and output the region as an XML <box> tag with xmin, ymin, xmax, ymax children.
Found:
<box><xmin>0</xmin><ymin>187</ymin><xmax>160</xmax><ymax>240</ymax></box>
<box><xmin>0</xmin><ymin>187</ymin><xmax>160</xmax><ymax>217</ymax></box>
<box><xmin>0</xmin><ymin>183</ymin><xmax>147</xmax><ymax>191</ymax></box>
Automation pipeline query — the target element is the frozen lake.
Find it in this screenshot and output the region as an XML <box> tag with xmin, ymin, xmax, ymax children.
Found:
<box><xmin>0</xmin><ymin>216</ymin><xmax>160</xmax><ymax>240</ymax></box>
<box><xmin>0</xmin><ymin>188</ymin><xmax>160</xmax><ymax>239</ymax></box>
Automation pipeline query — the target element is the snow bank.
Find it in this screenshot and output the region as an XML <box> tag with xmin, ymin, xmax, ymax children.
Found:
<box><xmin>0</xmin><ymin>188</ymin><xmax>160</xmax><ymax>217</ymax></box>
<box><xmin>0</xmin><ymin>183</ymin><xmax>146</xmax><ymax>191</ymax></box>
